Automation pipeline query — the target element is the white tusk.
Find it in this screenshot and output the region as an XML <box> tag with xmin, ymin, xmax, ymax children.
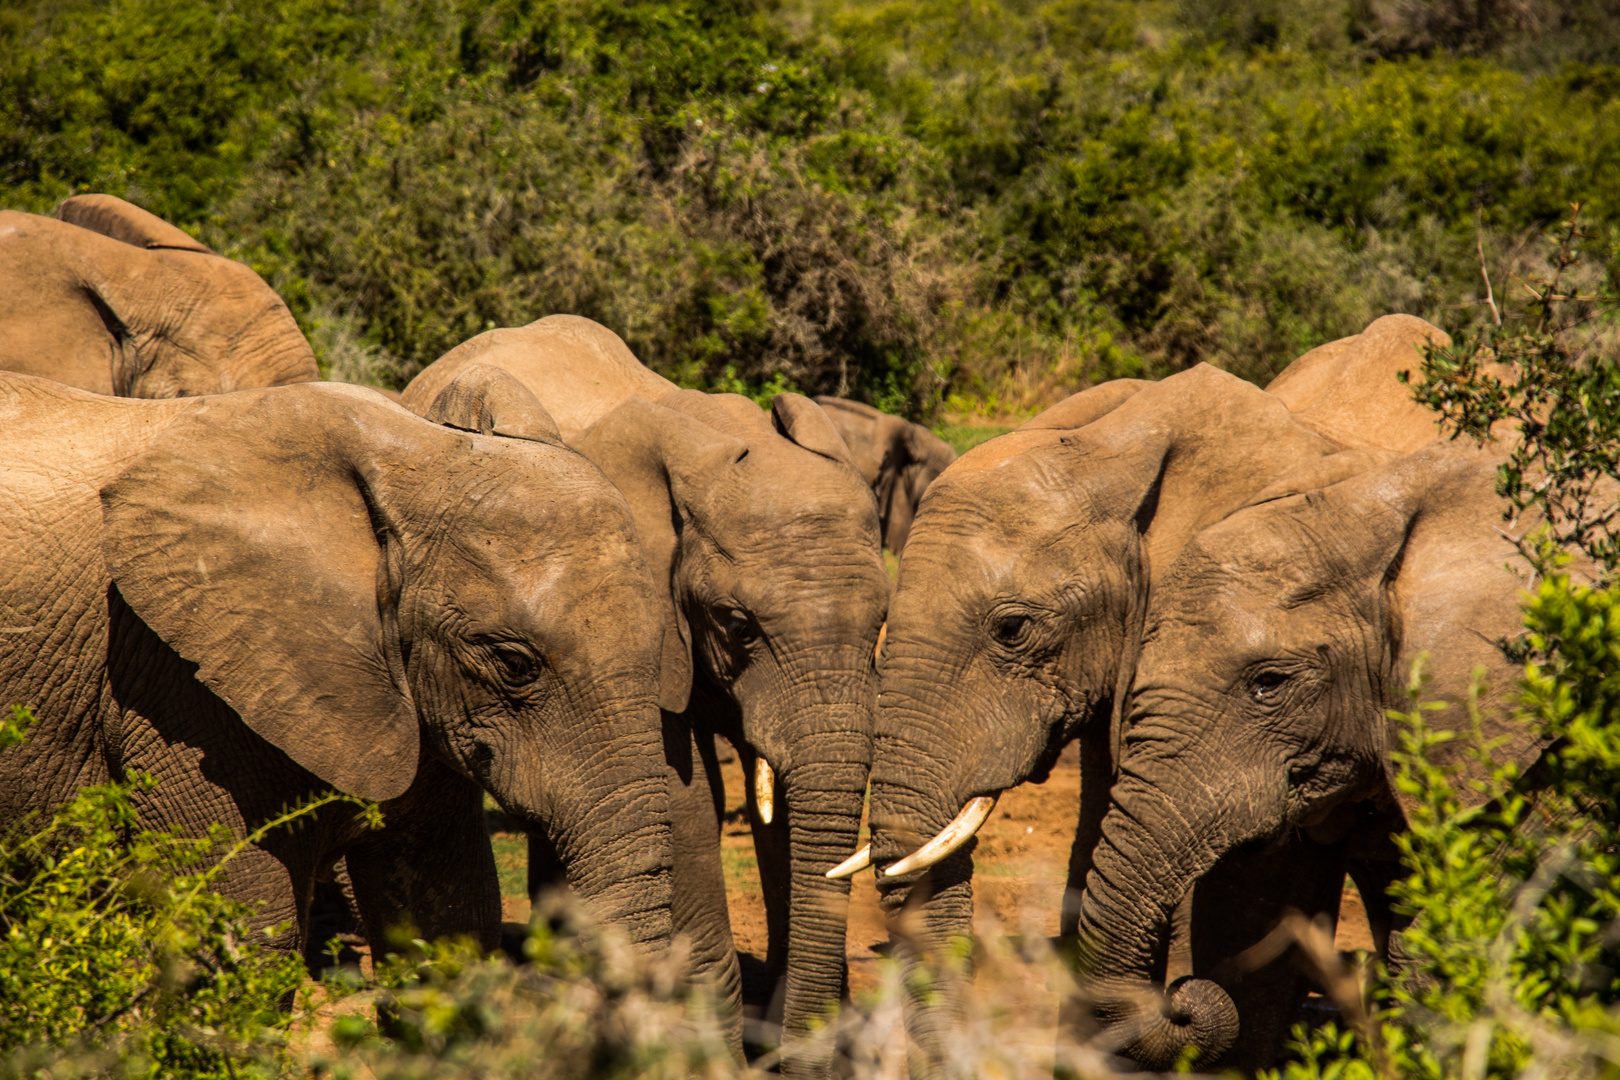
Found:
<box><xmin>882</xmin><ymin>795</ymin><xmax>997</xmax><ymax>877</ymax></box>
<box><xmin>825</xmin><ymin>844</ymin><xmax>871</xmax><ymax>879</ymax></box>
<box><xmin>755</xmin><ymin>757</ymin><xmax>776</xmax><ymax>825</ymax></box>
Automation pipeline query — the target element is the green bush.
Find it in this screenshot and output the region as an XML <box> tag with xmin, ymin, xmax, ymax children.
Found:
<box><xmin>10</xmin><ymin>0</ymin><xmax>1620</xmax><ymax>416</ymax></box>
<box><xmin>0</xmin><ymin>706</ymin><xmax>374</xmax><ymax>1079</ymax></box>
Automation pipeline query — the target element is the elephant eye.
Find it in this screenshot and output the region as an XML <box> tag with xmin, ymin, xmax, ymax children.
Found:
<box><xmin>724</xmin><ymin>608</ymin><xmax>759</xmax><ymax>646</ymax></box>
<box><xmin>491</xmin><ymin>643</ymin><xmax>540</xmax><ymax>686</ymax></box>
<box><xmin>991</xmin><ymin>613</ymin><xmax>1031</xmax><ymax>646</ymax></box>
<box><xmin>1250</xmin><ymin>671</ymin><xmax>1289</xmax><ymax>702</ymax></box>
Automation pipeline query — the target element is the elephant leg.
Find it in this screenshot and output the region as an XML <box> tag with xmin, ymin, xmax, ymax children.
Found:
<box><xmin>346</xmin><ymin>760</ymin><xmax>501</xmax><ymax>958</ymax></box>
<box><xmin>672</xmin><ymin>725</ymin><xmax>744</xmax><ymax>1057</ymax></box>
<box><xmin>1190</xmin><ymin>832</ymin><xmax>1350</xmax><ymax>1072</ymax></box>
<box><xmin>1059</xmin><ymin>723</ymin><xmax>1114</xmax><ymax>1041</ymax></box>
<box><xmin>1347</xmin><ymin>857</ymin><xmax>1407</xmax><ymax>964</ymax></box>
<box><xmin>527</xmin><ymin>825</ymin><xmax>568</xmax><ymax>898</ymax></box>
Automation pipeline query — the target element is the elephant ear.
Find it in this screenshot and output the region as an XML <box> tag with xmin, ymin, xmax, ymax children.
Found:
<box><xmin>576</xmin><ymin>396</ymin><xmax>749</xmax><ymax>714</ymax></box>
<box><xmin>424</xmin><ymin>363</ymin><xmax>565</xmax><ymax>445</ymax></box>
<box><xmin>1067</xmin><ymin>365</ymin><xmax>1340</xmax><ymax>575</ymax></box>
<box><xmin>58</xmin><ymin>194</ymin><xmax>213</xmax><ymax>253</ymax></box>
<box><xmin>771</xmin><ymin>393</ymin><xmax>863</xmax><ymax>474</ymax></box>
<box><xmin>812</xmin><ymin>397</ymin><xmax>884</xmax><ymax>486</ymax></box>
<box><xmin>1323</xmin><ymin>443</ymin><xmax>1549</xmax><ymax>806</ymax></box>
<box><xmin>100</xmin><ymin>385</ymin><xmax>419</xmax><ymax>801</ymax></box>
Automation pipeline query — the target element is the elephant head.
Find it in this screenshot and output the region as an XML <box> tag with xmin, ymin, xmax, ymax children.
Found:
<box><xmin>814</xmin><ymin>396</ymin><xmax>958</xmax><ymax>554</ymax></box>
<box><xmin>0</xmin><ymin>194</ymin><xmax>318</xmax><ymax>398</ymax></box>
<box><xmin>1074</xmin><ymin>441</ymin><xmax>1554</xmax><ymax>1068</ymax></box>
<box><xmin>98</xmin><ymin>375</ymin><xmax>672</xmax><ymax>944</ymax></box>
<box><xmin>867</xmin><ymin>366</ymin><xmax>1353</xmax><ymax>1070</ymax></box>
<box><xmin>575</xmin><ymin>387</ymin><xmax>891</xmax><ymax>1071</ymax></box>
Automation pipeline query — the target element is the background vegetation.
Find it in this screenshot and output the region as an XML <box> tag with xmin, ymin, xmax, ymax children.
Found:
<box><xmin>6</xmin><ymin>0</ymin><xmax>1620</xmax><ymax>415</ymax></box>
<box><xmin>4</xmin><ymin>2</ymin><xmax>1620</xmax><ymax>1075</ymax></box>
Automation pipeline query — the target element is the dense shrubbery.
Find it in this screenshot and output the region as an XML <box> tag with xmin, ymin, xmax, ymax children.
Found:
<box><xmin>6</xmin><ymin>0</ymin><xmax>1620</xmax><ymax>413</ymax></box>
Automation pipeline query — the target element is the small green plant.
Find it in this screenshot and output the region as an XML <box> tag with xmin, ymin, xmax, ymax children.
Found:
<box><xmin>0</xmin><ymin>705</ymin><xmax>380</xmax><ymax>1078</ymax></box>
<box><xmin>1406</xmin><ymin>204</ymin><xmax>1620</xmax><ymax>572</ymax></box>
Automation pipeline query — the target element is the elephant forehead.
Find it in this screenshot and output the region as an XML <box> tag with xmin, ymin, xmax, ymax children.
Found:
<box><xmin>453</xmin><ymin>449</ymin><xmax>638</xmax><ymax>535</ymax></box>
<box><xmin>438</xmin><ymin>530</ymin><xmax>655</xmax><ymax>626</ymax></box>
<box><xmin>921</xmin><ymin>450</ymin><xmax>1103</xmax><ymax>532</ymax></box>
<box><xmin>697</xmin><ymin>480</ymin><xmax>881</xmax><ymax>554</ymax></box>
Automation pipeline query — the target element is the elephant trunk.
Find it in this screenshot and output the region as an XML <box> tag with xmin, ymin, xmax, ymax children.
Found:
<box><xmin>540</xmin><ymin>704</ymin><xmax>674</xmax><ymax>950</ymax></box>
<box><xmin>778</xmin><ymin>754</ymin><xmax>869</xmax><ymax>1078</ymax></box>
<box><xmin>552</xmin><ymin>767</ymin><xmax>673</xmax><ymax>948</ymax></box>
<box><xmin>1072</xmin><ymin>748</ymin><xmax>1285</xmax><ymax>1070</ymax></box>
<box><xmin>866</xmin><ymin>722</ymin><xmax>977</xmax><ymax>1079</ymax></box>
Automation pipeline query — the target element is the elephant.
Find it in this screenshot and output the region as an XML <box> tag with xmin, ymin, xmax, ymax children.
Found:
<box><xmin>1266</xmin><ymin>314</ymin><xmax>1452</xmax><ymax>453</ymax></box>
<box><xmin>0</xmin><ymin>367</ymin><xmax>674</xmax><ymax>970</ymax></box>
<box><xmin>401</xmin><ymin>316</ymin><xmax>891</xmax><ymax>1077</ymax></box>
<box><xmin>814</xmin><ymin>397</ymin><xmax>957</xmax><ymax>554</ymax></box>
<box><xmin>0</xmin><ymin>194</ymin><xmax>318</xmax><ymax>397</ymax></box>
<box><xmin>863</xmin><ymin>363</ymin><xmax>1408</xmax><ymax>1074</ymax></box>
<box><xmin>1071</xmin><ymin>440</ymin><xmax>1562</xmax><ymax>1069</ymax></box>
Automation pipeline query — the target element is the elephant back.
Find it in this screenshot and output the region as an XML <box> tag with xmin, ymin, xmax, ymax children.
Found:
<box><xmin>1265</xmin><ymin>314</ymin><xmax>1450</xmax><ymax>453</ymax></box>
<box><xmin>402</xmin><ymin>316</ymin><xmax>676</xmax><ymax>442</ymax></box>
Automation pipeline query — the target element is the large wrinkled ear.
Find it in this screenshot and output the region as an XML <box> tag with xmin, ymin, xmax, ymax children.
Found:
<box><xmin>576</xmin><ymin>396</ymin><xmax>749</xmax><ymax>713</ymax></box>
<box><xmin>1267</xmin><ymin>315</ymin><xmax>1450</xmax><ymax>453</ymax></box>
<box><xmin>100</xmin><ymin>386</ymin><xmax>419</xmax><ymax>801</ymax></box>
<box><xmin>424</xmin><ymin>363</ymin><xmax>565</xmax><ymax>445</ymax></box>
<box><xmin>771</xmin><ymin>393</ymin><xmax>862</xmax><ymax>474</ymax></box>
<box><xmin>1068</xmin><ymin>365</ymin><xmax>1340</xmax><ymax>573</ymax></box>
<box><xmin>1321</xmin><ymin>444</ymin><xmax>1548</xmax><ymax>803</ymax></box>
<box><xmin>1242</xmin><ymin>448</ymin><xmax>1401</xmax><ymax>507</ymax></box>
<box><xmin>58</xmin><ymin>194</ymin><xmax>213</xmax><ymax>253</ymax></box>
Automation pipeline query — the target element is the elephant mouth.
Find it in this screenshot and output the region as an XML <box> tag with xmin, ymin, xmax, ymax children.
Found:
<box><xmin>882</xmin><ymin>793</ymin><xmax>999</xmax><ymax>877</ymax></box>
<box><xmin>827</xmin><ymin>791</ymin><xmax>1002</xmax><ymax>881</ymax></box>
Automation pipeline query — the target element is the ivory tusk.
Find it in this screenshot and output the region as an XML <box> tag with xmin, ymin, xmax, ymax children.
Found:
<box><xmin>755</xmin><ymin>757</ymin><xmax>776</xmax><ymax>825</ymax></box>
<box><xmin>825</xmin><ymin>844</ymin><xmax>871</xmax><ymax>879</ymax></box>
<box><xmin>882</xmin><ymin>795</ymin><xmax>997</xmax><ymax>877</ymax></box>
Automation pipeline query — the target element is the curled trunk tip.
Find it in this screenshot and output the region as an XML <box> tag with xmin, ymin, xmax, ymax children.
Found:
<box><xmin>1096</xmin><ymin>976</ymin><xmax>1239</xmax><ymax>1070</ymax></box>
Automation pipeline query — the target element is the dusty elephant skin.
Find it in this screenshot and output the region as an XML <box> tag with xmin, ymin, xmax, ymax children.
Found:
<box><xmin>0</xmin><ymin>194</ymin><xmax>317</xmax><ymax>397</ymax></box>
<box><xmin>403</xmin><ymin>317</ymin><xmax>890</xmax><ymax>1076</ymax></box>
<box><xmin>1265</xmin><ymin>313</ymin><xmax>1452</xmax><ymax>453</ymax></box>
<box><xmin>1074</xmin><ymin>441</ymin><xmax>1561</xmax><ymax>1069</ymax></box>
<box><xmin>868</xmin><ymin>364</ymin><xmax>1402</xmax><ymax>1074</ymax></box>
<box><xmin>0</xmin><ymin>372</ymin><xmax>673</xmax><ymax>968</ymax></box>
<box><xmin>814</xmin><ymin>397</ymin><xmax>956</xmax><ymax>554</ymax></box>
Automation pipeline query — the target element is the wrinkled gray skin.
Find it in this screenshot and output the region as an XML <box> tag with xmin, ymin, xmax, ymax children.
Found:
<box><xmin>0</xmin><ymin>194</ymin><xmax>318</xmax><ymax>397</ymax></box>
<box><xmin>869</xmin><ymin>366</ymin><xmax>1410</xmax><ymax>1074</ymax></box>
<box><xmin>0</xmin><ymin>370</ymin><xmax>673</xmax><ymax>966</ymax></box>
<box><xmin>1074</xmin><ymin>441</ymin><xmax>1559</xmax><ymax>1069</ymax></box>
<box><xmin>403</xmin><ymin>317</ymin><xmax>891</xmax><ymax>1076</ymax></box>
<box><xmin>815</xmin><ymin>397</ymin><xmax>957</xmax><ymax>554</ymax></box>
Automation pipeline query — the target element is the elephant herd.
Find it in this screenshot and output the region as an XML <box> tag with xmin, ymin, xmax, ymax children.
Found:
<box><xmin>0</xmin><ymin>196</ymin><xmax>1562</xmax><ymax>1076</ymax></box>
